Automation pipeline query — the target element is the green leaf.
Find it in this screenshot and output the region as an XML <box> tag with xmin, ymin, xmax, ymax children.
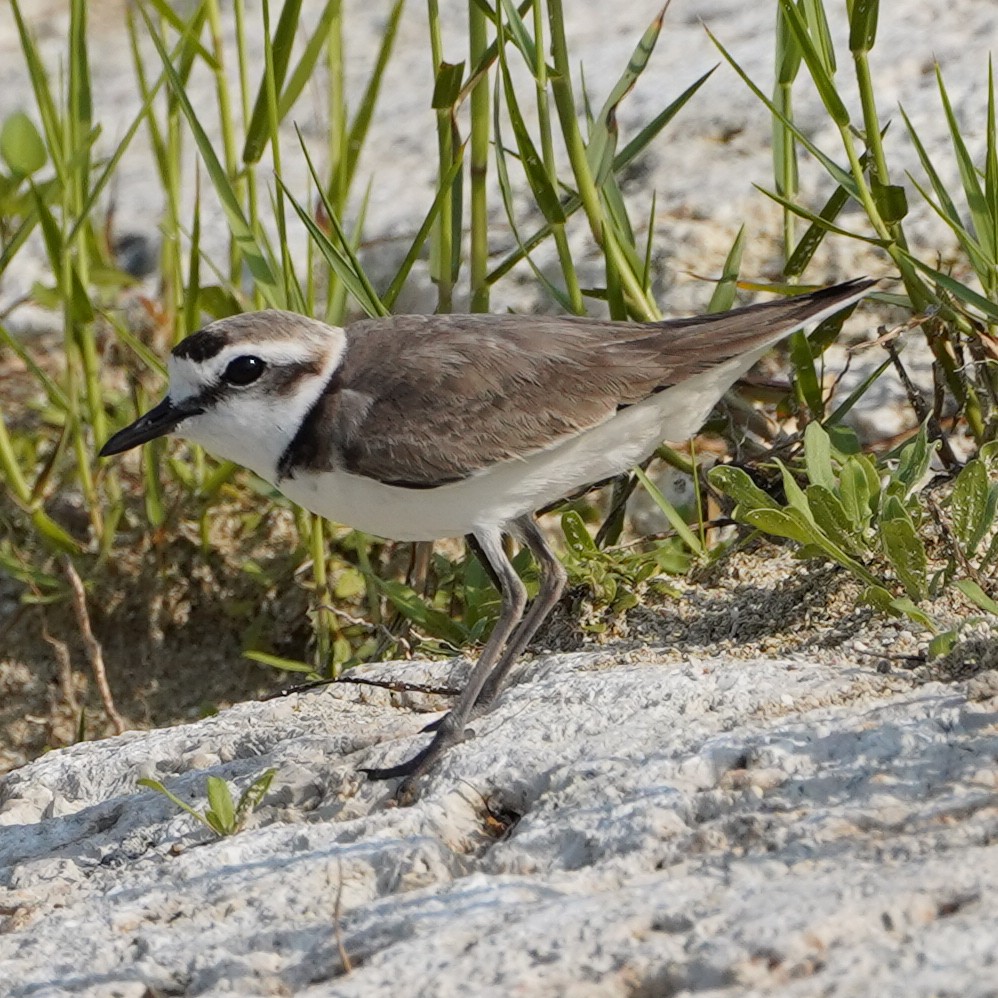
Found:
<box><xmin>138</xmin><ymin>5</ymin><xmax>281</xmax><ymax>306</ymax></box>
<box><xmin>205</xmin><ymin>776</ymin><xmax>235</xmax><ymax>834</ymax></box>
<box><xmin>561</xmin><ymin>509</ymin><xmax>599</xmax><ymax>557</ymax></box>
<box><xmin>234</xmin><ymin>768</ymin><xmax>276</xmax><ymax>824</ymax></box>
<box><xmin>899</xmin><ymin>251</ymin><xmax>998</xmax><ymax>322</ymax></box>
<box><xmin>954</xmin><ymin>578</ymin><xmax>998</xmax><ymax>615</ymax></box>
<box><xmin>848</xmin><ymin>0</ymin><xmax>879</xmax><ymax>54</ymax></box>
<box><xmin>928</xmin><ymin>630</ymin><xmax>959</xmax><ymax>658</ymax></box>
<box><xmin>935</xmin><ymin>61</ymin><xmax>996</xmax><ymax>262</ymax></box>
<box><xmin>587</xmin><ymin>4</ymin><xmax>664</xmax><ymax>187</ymax></box>
<box><xmin>777</xmin><ymin>459</ymin><xmax>813</xmax><ymax>519</ymax></box>
<box><xmin>950</xmin><ymin>457</ymin><xmax>990</xmax><ymax>555</ymax></box>
<box><xmin>708</xmin><ymin>465</ymin><xmax>781</xmax><ymax>512</ymax></box>
<box><xmin>860</xmin><ymin>583</ymin><xmax>897</xmax><ymax>615</ymax></box>
<box><xmin>432</xmin><ymin>61</ymin><xmax>466</xmax><ymax>110</ymax></box>
<box><xmin>634</xmin><ymin>466</ymin><xmax>706</xmax><ymax>556</ymax></box>
<box><xmin>373</xmin><ymin>577</ymin><xmax>468</xmax><ymax>649</ymax></box>
<box><xmin>870</xmin><ymin>178</ymin><xmax>908</xmax><ymax>224</ymax></box>
<box><xmin>838</xmin><ymin>456</ymin><xmax>872</xmax><ymax>529</ymax></box>
<box><xmin>0</xmin><ymin>112</ymin><xmax>46</xmax><ymax>176</ymax></box>
<box><xmin>880</xmin><ymin>515</ymin><xmax>928</xmax><ymax>601</ymax></box>
<box><xmin>244</xmin><ymin>650</ymin><xmax>318</xmax><ymax>676</ymax></box>
<box><xmin>887</xmin><ymin>596</ymin><xmax>937</xmax><ymax>632</ymax></box>
<box><xmin>242</xmin><ymin>0</ymin><xmax>303</xmax><ymax>163</ymax></box>
<box><xmin>777</xmin><ymin>0</ymin><xmax>850</xmax><ymax>126</ymax></box>
<box><xmin>806</xmin><ymin>484</ymin><xmax>866</xmax><ymax>555</ymax></box>
<box><xmin>500</xmin><ymin>64</ymin><xmax>566</xmax><ymax>224</ymax></box>
<box><xmin>889</xmin><ymin>423</ymin><xmax>934</xmax><ymax>499</ymax></box>
<box><xmin>804</xmin><ymin>422</ymin><xmax>836</xmax><ymax>491</ymax></box>
<box><xmin>707</xmin><ymin>225</ymin><xmax>745</xmax><ymax>314</ymax></box>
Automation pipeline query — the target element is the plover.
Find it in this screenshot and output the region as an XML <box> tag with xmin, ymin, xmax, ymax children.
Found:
<box><xmin>100</xmin><ymin>279</ymin><xmax>874</xmax><ymax>793</ymax></box>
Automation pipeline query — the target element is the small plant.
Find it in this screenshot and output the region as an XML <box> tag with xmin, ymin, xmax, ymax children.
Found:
<box><xmin>560</xmin><ymin>509</ymin><xmax>683</xmax><ymax>627</ymax></box>
<box><xmin>709</xmin><ymin>423</ymin><xmax>998</xmax><ymax>652</ymax></box>
<box><xmin>139</xmin><ymin>768</ymin><xmax>276</xmax><ymax>837</ymax></box>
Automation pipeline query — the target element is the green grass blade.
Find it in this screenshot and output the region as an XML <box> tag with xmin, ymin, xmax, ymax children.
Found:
<box><xmin>587</xmin><ymin>5</ymin><xmax>665</xmax><ymax>186</ymax></box>
<box><xmin>900</xmin><ymin>250</ymin><xmax>998</xmax><ymax>321</ymax></box>
<box><xmin>138</xmin><ymin>2</ymin><xmax>281</xmax><ymax>305</ymax></box>
<box><xmin>383</xmin><ymin>152</ymin><xmax>465</xmax><ymax>310</ymax></box>
<box><xmin>707</xmin><ymin>225</ymin><xmax>744</xmax><ymax>313</ymax></box>
<box><xmin>756</xmin><ymin>184</ymin><xmax>886</xmax><ymax>244</ymax></box>
<box><xmin>708</xmin><ymin>26</ymin><xmax>857</xmax><ymax>193</ymax></box>
<box><xmin>242</xmin><ymin>0</ymin><xmax>303</xmax><ymax>164</ymax></box>
<box><xmin>634</xmin><ymin>467</ymin><xmax>706</xmax><ymax>557</ymax></box>
<box><xmin>343</xmin><ymin>0</ymin><xmax>406</xmax><ymax>184</ymax></box>
<box><xmin>935</xmin><ymin>62</ymin><xmax>996</xmax><ymax>261</ymax></box>
<box><xmin>777</xmin><ymin>0</ymin><xmax>849</xmax><ymax>125</ymax></box>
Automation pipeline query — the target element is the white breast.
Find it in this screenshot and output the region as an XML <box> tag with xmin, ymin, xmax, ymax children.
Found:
<box><xmin>275</xmin><ymin>347</ymin><xmax>760</xmax><ymax>541</ymax></box>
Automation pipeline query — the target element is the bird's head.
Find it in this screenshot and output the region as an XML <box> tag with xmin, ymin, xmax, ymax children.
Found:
<box><xmin>99</xmin><ymin>310</ymin><xmax>345</xmax><ymax>482</ymax></box>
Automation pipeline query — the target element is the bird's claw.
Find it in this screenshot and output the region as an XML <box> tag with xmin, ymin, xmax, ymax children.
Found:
<box><xmin>361</xmin><ymin>713</ymin><xmax>469</xmax><ymax>802</ymax></box>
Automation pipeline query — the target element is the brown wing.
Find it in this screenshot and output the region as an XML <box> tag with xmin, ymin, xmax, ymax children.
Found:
<box><xmin>284</xmin><ymin>280</ymin><xmax>872</xmax><ymax>487</ymax></box>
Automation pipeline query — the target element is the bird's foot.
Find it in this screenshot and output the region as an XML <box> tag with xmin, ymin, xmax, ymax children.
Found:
<box><xmin>361</xmin><ymin>712</ymin><xmax>469</xmax><ymax>804</ymax></box>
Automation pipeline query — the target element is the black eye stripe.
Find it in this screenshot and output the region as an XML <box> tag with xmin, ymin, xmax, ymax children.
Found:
<box><xmin>222</xmin><ymin>355</ymin><xmax>266</xmax><ymax>386</ymax></box>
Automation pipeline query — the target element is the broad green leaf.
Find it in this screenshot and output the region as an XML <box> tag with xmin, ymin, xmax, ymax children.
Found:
<box><xmin>806</xmin><ymin>483</ymin><xmax>866</xmax><ymax>555</ymax></box>
<box><xmin>741</xmin><ymin>506</ymin><xmax>820</xmax><ymax>546</ymax></box>
<box><xmin>432</xmin><ymin>61</ymin><xmax>465</xmax><ymax>110</ymax></box>
<box><xmin>954</xmin><ymin>578</ymin><xmax>998</xmax><ymax>616</ymax></box>
<box><xmin>0</xmin><ymin>112</ymin><xmax>46</xmax><ymax>176</ymax></box>
<box><xmin>950</xmin><ymin>457</ymin><xmax>990</xmax><ymax>554</ymax></box>
<box><xmin>880</xmin><ymin>516</ymin><xmax>927</xmax><ymax>600</ymax></box>
<box><xmin>373</xmin><ymin>577</ymin><xmax>468</xmax><ymax>649</ymax></box>
<box><xmin>928</xmin><ymin>631</ymin><xmax>959</xmax><ymax>658</ymax></box>
<box><xmin>887</xmin><ymin>596</ymin><xmax>937</xmax><ymax>632</ymax></box>
<box><xmin>860</xmin><ymin>584</ymin><xmax>897</xmax><ymax>615</ymax></box>
<box><xmin>890</xmin><ymin>423</ymin><xmax>934</xmax><ymax>499</ymax></box>
<box><xmin>870</xmin><ymin>178</ymin><xmax>908</xmax><ymax>224</ymax></box>
<box><xmin>561</xmin><ymin>509</ymin><xmax>599</xmax><ymax>557</ymax></box>
<box><xmin>839</xmin><ymin>456</ymin><xmax>872</xmax><ymax>529</ymax></box>
<box><xmin>205</xmin><ymin>777</ymin><xmax>235</xmax><ymax>833</ymax></box>
<box><xmin>804</xmin><ymin>422</ymin><xmax>836</xmax><ymax>491</ymax></box>
<box><xmin>235</xmin><ymin>769</ymin><xmax>276</xmax><ymax>823</ymax></box>
<box><xmin>777</xmin><ymin>459</ymin><xmax>813</xmax><ymax>519</ymax></box>
<box><xmin>707</xmin><ymin>465</ymin><xmax>781</xmax><ymax>512</ymax></box>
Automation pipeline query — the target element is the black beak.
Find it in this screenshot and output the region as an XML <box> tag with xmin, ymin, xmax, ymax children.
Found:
<box><xmin>99</xmin><ymin>396</ymin><xmax>203</xmax><ymax>457</ymax></box>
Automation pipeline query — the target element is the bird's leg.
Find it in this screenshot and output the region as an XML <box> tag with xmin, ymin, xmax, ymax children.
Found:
<box><xmin>466</xmin><ymin>515</ymin><xmax>567</xmax><ymax>714</ymax></box>
<box><xmin>361</xmin><ymin>525</ymin><xmax>527</xmax><ymax>791</ymax></box>
<box><xmin>420</xmin><ymin>521</ymin><xmax>566</xmax><ymax>731</ymax></box>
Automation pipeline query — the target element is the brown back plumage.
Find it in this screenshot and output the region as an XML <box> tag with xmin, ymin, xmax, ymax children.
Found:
<box><xmin>278</xmin><ymin>279</ymin><xmax>874</xmax><ymax>487</ymax></box>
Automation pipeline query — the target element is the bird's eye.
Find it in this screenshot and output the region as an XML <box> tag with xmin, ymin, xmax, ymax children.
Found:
<box><xmin>222</xmin><ymin>355</ymin><xmax>265</xmax><ymax>386</ymax></box>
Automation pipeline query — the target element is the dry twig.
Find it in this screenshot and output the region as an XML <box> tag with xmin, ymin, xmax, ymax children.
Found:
<box><xmin>60</xmin><ymin>556</ymin><xmax>126</xmax><ymax>734</ymax></box>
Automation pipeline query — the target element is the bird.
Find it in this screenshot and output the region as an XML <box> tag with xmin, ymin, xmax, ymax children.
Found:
<box><xmin>100</xmin><ymin>278</ymin><xmax>874</xmax><ymax>796</ymax></box>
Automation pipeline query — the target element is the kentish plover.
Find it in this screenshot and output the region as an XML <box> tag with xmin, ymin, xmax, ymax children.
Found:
<box><xmin>100</xmin><ymin>279</ymin><xmax>875</xmax><ymax>795</ymax></box>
